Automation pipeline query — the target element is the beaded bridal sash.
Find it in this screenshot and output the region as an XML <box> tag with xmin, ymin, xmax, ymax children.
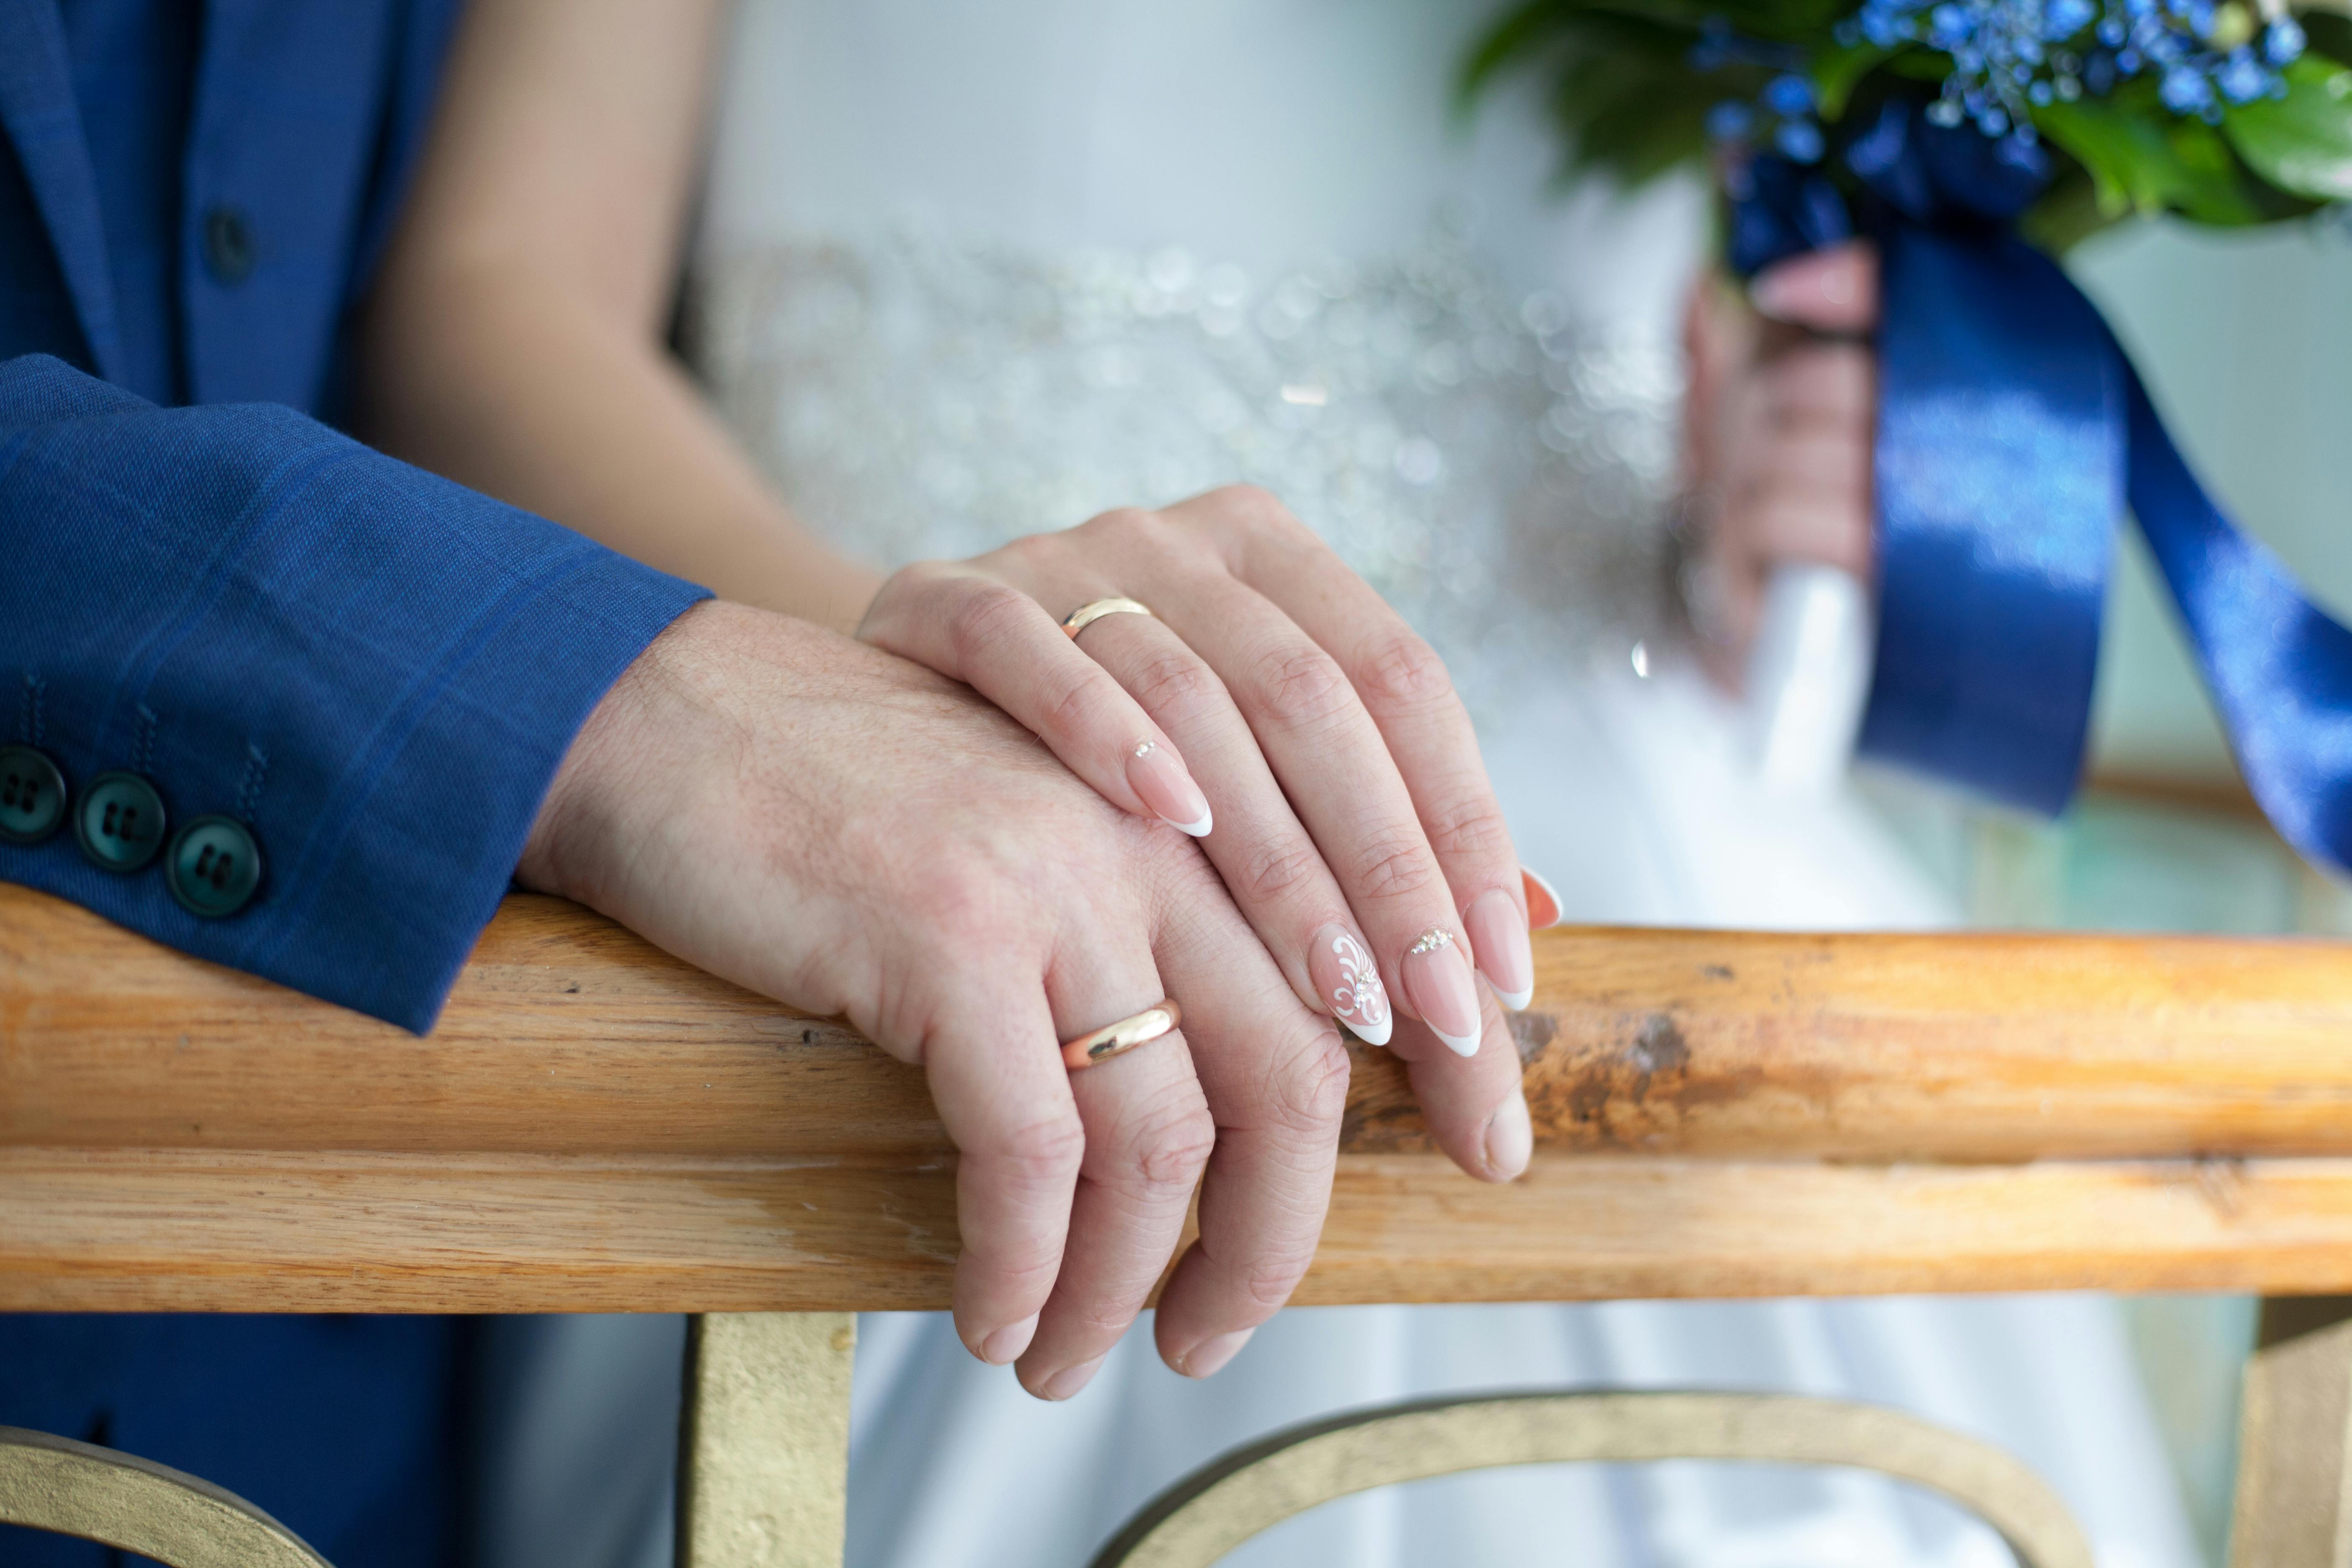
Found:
<box><xmin>687</xmin><ymin>226</ymin><xmax>1684</xmax><ymax>690</ymax></box>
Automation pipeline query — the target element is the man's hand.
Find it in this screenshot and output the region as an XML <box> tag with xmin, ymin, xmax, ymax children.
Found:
<box><xmin>1684</xmin><ymin>242</ymin><xmax>1882</xmax><ymax>684</ymax></box>
<box><xmin>518</xmin><ymin>602</ymin><xmax>1351</xmax><ymax>1397</ymax></box>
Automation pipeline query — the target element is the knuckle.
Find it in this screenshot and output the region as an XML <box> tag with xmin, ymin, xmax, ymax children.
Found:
<box><xmin>1238</xmin><ymin>1249</ymin><xmax>1315</xmax><ymax>1313</ymax></box>
<box><xmin>1126</xmin><ymin>647</ymin><xmax>1225</xmax><ymax>719</ymax></box>
<box><xmin>1421</xmin><ymin>797</ymin><xmax>1512</xmax><ymax>864</ymax></box>
<box><xmin>1351</xmin><ymin>631</ymin><xmax>1453</xmax><ymax>716</ymax></box>
<box><xmin>1202</xmin><ymin>483</ymin><xmax>1291</xmax><ymax>531</ymax></box>
<box><xmin>1081</xmin><ymin>505</ymin><xmax>1168</xmax><ymax>552</ymax></box>
<box><xmin>1268</xmin><ymin>1026</ymin><xmax>1353</xmax><ymax>1138</ymax></box>
<box><xmin>983</xmin><ymin>1109</ymin><xmax>1089</xmax><ymax>1186</ymax></box>
<box><xmin>1039</xmin><ymin>662</ymin><xmax>1110</xmax><ymax>741</ymax></box>
<box><xmin>1350</xmin><ymin>826</ymin><xmax>1440</xmax><ymax>902</ymax></box>
<box><xmin>1237</xmin><ymin>838</ymin><xmax>1324</xmax><ymax>906</ymax></box>
<box><xmin>946</xmin><ymin>580</ymin><xmax>1040</xmax><ymax>665</ymax></box>
<box><xmin>1129</xmin><ymin>1096</ymin><xmax>1218</xmax><ymax>1189</ymax></box>
<box><xmin>1248</xmin><ymin>644</ymin><xmax>1355</xmax><ymax>730</ymax></box>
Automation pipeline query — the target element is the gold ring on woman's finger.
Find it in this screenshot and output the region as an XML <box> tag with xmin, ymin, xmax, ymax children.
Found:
<box><xmin>1061</xmin><ymin>998</ymin><xmax>1182</xmax><ymax>1070</ymax></box>
<box><xmin>1060</xmin><ymin>596</ymin><xmax>1154</xmax><ymax>638</ymax></box>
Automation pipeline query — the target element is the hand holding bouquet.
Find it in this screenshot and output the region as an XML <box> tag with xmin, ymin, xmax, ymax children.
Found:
<box><xmin>1473</xmin><ymin>0</ymin><xmax>2352</xmax><ymax>867</ymax></box>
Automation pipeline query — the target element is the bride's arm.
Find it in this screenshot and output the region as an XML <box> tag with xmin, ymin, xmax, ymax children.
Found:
<box><xmin>358</xmin><ymin>0</ymin><xmax>1542</xmax><ymax>1193</ymax></box>
<box><xmin>350</xmin><ymin>0</ymin><xmax>883</xmax><ymax>634</ymax></box>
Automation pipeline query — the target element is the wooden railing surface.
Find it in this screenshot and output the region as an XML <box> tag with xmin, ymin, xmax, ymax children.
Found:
<box><xmin>9</xmin><ymin>882</ymin><xmax>2352</xmax><ymax>1312</ymax></box>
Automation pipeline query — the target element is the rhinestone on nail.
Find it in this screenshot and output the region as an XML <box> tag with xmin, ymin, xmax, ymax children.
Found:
<box><xmin>1135</xmin><ymin>741</ymin><xmax>1157</xmax><ymax>758</ymax></box>
<box><xmin>1407</xmin><ymin>928</ymin><xmax>1455</xmax><ymax>955</ymax></box>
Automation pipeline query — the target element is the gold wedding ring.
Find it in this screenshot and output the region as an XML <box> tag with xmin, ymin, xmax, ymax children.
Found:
<box><xmin>1061</xmin><ymin>998</ymin><xmax>1182</xmax><ymax>1070</ymax></box>
<box><xmin>1061</xmin><ymin>596</ymin><xmax>1154</xmax><ymax>638</ymax></box>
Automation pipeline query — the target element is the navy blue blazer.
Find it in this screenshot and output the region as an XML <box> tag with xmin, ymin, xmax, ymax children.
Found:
<box><xmin>0</xmin><ymin>3</ymin><xmax>707</xmax><ymax>1562</ymax></box>
<box><xmin>0</xmin><ymin>0</ymin><xmax>707</xmax><ymax>1032</ymax></box>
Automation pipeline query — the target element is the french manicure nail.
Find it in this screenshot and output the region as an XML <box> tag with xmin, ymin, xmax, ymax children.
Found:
<box><xmin>1521</xmin><ymin>866</ymin><xmax>1563</xmax><ymax>930</ymax></box>
<box><xmin>1309</xmin><ymin>923</ymin><xmax>1391</xmax><ymax>1046</ymax></box>
<box><xmin>1465</xmin><ymin>888</ymin><xmax>1535</xmax><ymax>1012</ymax></box>
<box><xmin>1401</xmin><ymin>928</ymin><xmax>1482</xmax><ymax>1057</ymax></box>
<box><xmin>1127</xmin><ymin>740</ymin><xmax>1212</xmax><ymax>836</ymax></box>
<box><xmin>979</xmin><ymin>1312</ymin><xmax>1039</xmax><ymax>1365</ymax></box>
<box><xmin>1038</xmin><ymin>1354</ymin><xmax>1107</xmax><ymax>1402</ymax></box>
<box><xmin>1485</xmin><ymin>1088</ymin><xmax>1532</xmax><ymax>1181</ymax></box>
<box><xmin>1176</xmin><ymin>1328</ymin><xmax>1255</xmax><ymax>1379</ymax></box>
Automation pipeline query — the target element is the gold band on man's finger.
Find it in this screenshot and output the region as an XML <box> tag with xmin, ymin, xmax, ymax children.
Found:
<box><xmin>1061</xmin><ymin>999</ymin><xmax>1182</xmax><ymax>1070</ymax></box>
<box><xmin>1061</xmin><ymin>596</ymin><xmax>1155</xmax><ymax>639</ymax></box>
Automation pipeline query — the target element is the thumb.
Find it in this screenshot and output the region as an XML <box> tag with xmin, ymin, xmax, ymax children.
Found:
<box><xmin>1749</xmin><ymin>241</ymin><xmax>1880</xmax><ymax>333</ymax></box>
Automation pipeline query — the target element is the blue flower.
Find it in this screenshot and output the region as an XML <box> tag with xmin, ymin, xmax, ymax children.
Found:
<box><xmin>2264</xmin><ymin>15</ymin><xmax>2306</xmax><ymax>64</ymax></box>
<box><xmin>1775</xmin><ymin>118</ymin><xmax>1827</xmax><ymax>161</ymax></box>
<box><xmin>1863</xmin><ymin>6</ymin><xmax>1911</xmax><ymax>44</ymax></box>
<box><xmin>1763</xmin><ymin>73</ymin><xmax>1817</xmax><ymax>115</ymax></box>
<box><xmin>1706</xmin><ymin>100</ymin><xmax>1757</xmax><ymax>140</ymax></box>
<box><xmin>2218</xmin><ymin>45</ymin><xmax>2269</xmax><ymax>101</ymax></box>
<box><xmin>1929</xmin><ymin>3</ymin><xmax>1975</xmax><ymax>47</ymax></box>
<box><xmin>2045</xmin><ymin>0</ymin><xmax>2097</xmax><ymax>39</ymax></box>
<box><xmin>2160</xmin><ymin>60</ymin><xmax>2215</xmax><ymax>110</ymax></box>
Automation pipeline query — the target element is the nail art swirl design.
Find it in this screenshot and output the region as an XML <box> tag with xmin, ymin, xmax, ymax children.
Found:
<box><xmin>1330</xmin><ymin>930</ymin><xmax>1389</xmax><ymax>1033</ymax></box>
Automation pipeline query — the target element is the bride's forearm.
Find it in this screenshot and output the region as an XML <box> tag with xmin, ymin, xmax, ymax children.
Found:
<box><xmin>343</xmin><ymin>0</ymin><xmax>882</xmax><ymax>634</ymax></box>
<box><xmin>353</xmin><ymin>263</ymin><xmax>882</xmax><ymax>634</ymax></box>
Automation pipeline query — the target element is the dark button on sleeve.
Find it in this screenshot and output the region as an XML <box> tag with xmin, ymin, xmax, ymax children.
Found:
<box><xmin>0</xmin><ymin>746</ymin><xmax>68</xmax><ymax>844</ymax></box>
<box><xmin>166</xmin><ymin>816</ymin><xmax>263</xmax><ymax>918</ymax></box>
<box><xmin>201</xmin><ymin>206</ymin><xmax>257</xmax><ymax>284</ymax></box>
<box><xmin>75</xmin><ymin>772</ymin><xmax>168</xmax><ymax>872</ymax></box>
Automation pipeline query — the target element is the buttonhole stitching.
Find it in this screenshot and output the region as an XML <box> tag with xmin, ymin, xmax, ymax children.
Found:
<box><xmin>237</xmin><ymin>744</ymin><xmax>268</xmax><ymax>825</ymax></box>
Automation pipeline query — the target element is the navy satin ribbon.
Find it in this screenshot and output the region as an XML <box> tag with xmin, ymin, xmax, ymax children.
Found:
<box><xmin>1730</xmin><ymin>101</ymin><xmax>2352</xmax><ymax>871</ymax></box>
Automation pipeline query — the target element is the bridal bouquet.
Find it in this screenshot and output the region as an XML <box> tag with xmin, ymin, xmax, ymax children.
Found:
<box><xmin>1470</xmin><ymin>0</ymin><xmax>2352</xmax><ymax>874</ymax></box>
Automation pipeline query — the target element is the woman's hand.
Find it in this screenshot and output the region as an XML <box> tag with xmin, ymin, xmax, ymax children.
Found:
<box><xmin>857</xmin><ymin>487</ymin><xmax>1537</xmax><ymax>1185</ymax></box>
<box><xmin>1683</xmin><ymin>241</ymin><xmax>1883</xmax><ymax>684</ymax></box>
<box><xmin>522</xmin><ymin>602</ymin><xmax>1353</xmax><ymax>1398</ymax></box>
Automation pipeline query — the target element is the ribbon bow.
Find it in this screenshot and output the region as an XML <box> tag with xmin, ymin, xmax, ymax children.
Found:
<box><xmin>1730</xmin><ymin>101</ymin><xmax>2352</xmax><ymax>873</ymax></box>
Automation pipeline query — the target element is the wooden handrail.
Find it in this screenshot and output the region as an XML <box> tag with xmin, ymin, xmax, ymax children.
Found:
<box><xmin>8</xmin><ymin>883</ymin><xmax>2352</xmax><ymax>1311</ymax></box>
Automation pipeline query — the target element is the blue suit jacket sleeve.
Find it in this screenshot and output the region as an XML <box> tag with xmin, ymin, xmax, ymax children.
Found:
<box><xmin>0</xmin><ymin>353</ymin><xmax>710</xmax><ymax>1031</ymax></box>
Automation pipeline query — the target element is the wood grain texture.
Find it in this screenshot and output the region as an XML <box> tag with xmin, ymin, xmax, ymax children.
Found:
<box><xmin>10</xmin><ymin>883</ymin><xmax>2352</xmax><ymax>1310</ymax></box>
<box><xmin>9</xmin><ymin>1148</ymin><xmax>2352</xmax><ymax>1312</ymax></box>
<box><xmin>15</xmin><ymin>884</ymin><xmax>2352</xmax><ymax>1161</ymax></box>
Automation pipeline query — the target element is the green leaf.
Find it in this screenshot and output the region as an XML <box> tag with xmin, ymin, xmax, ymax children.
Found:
<box><xmin>2223</xmin><ymin>54</ymin><xmax>2352</xmax><ymax>201</ymax></box>
<box><xmin>1812</xmin><ymin>42</ymin><xmax>1890</xmax><ymax>119</ymax></box>
<box><xmin>2032</xmin><ymin>96</ymin><xmax>2265</xmax><ymax>222</ymax></box>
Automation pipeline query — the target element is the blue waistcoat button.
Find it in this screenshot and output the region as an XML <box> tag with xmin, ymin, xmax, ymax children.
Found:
<box><xmin>0</xmin><ymin>746</ymin><xmax>67</xmax><ymax>844</ymax></box>
<box><xmin>166</xmin><ymin>816</ymin><xmax>264</xmax><ymax>918</ymax></box>
<box><xmin>75</xmin><ymin>772</ymin><xmax>168</xmax><ymax>872</ymax></box>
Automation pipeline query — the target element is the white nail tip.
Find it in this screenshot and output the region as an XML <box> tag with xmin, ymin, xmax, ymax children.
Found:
<box><xmin>1344</xmin><ymin>1013</ymin><xmax>1393</xmax><ymax>1047</ymax></box>
<box><xmin>1434</xmin><ymin>1027</ymin><xmax>1482</xmax><ymax>1058</ymax></box>
<box><xmin>1495</xmin><ymin>985</ymin><xmax>1534</xmax><ymax>1012</ymax></box>
<box><xmin>1170</xmin><ymin>810</ymin><xmax>1213</xmax><ymax>838</ymax></box>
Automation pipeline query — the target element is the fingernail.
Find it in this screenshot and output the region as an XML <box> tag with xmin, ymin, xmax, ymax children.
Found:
<box><xmin>1309</xmin><ymin>923</ymin><xmax>1391</xmax><ymax>1046</ymax></box>
<box><xmin>1749</xmin><ymin>266</ymin><xmax>1803</xmax><ymax>320</ymax></box>
<box><xmin>979</xmin><ymin>1312</ymin><xmax>1038</xmax><ymax>1366</ymax></box>
<box><xmin>1037</xmin><ymin>1354</ymin><xmax>1107</xmax><ymax>1402</ymax></box>
<box><xmin>1521</xmin><ymin>866</ymin><xmax>1564</xmax><ymax>930</ymax></box>
<box><xmin>1484</xmin><ymin>1088</ymin><xmax>1532</xmax><ymax>1181</ymax></box>
<box><xmin>1401</xmin><ymin>928</ymin><xmax>1482</xmax><ymax>1057</ymax></box>
<box><xmin>1127</xmin><ymin>740</ymin><xmax>1212</xmax><ymax>836</ymax></box>
<box><xmin>1465</xmin><ymin>888</ymin><xmax>1535</xmax><ymax>1012</ymax></box>
<box><xmin>1176</xmin><ymin>1328</ymin><xmax>1255</xmax><ymax>1379</ymax></box>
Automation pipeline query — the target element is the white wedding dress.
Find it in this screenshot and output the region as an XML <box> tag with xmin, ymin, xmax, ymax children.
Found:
<box><xmin>665</xmin><ymin>2</ymin><xmax>2208</xmax><ymax>1564</ymax></box>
